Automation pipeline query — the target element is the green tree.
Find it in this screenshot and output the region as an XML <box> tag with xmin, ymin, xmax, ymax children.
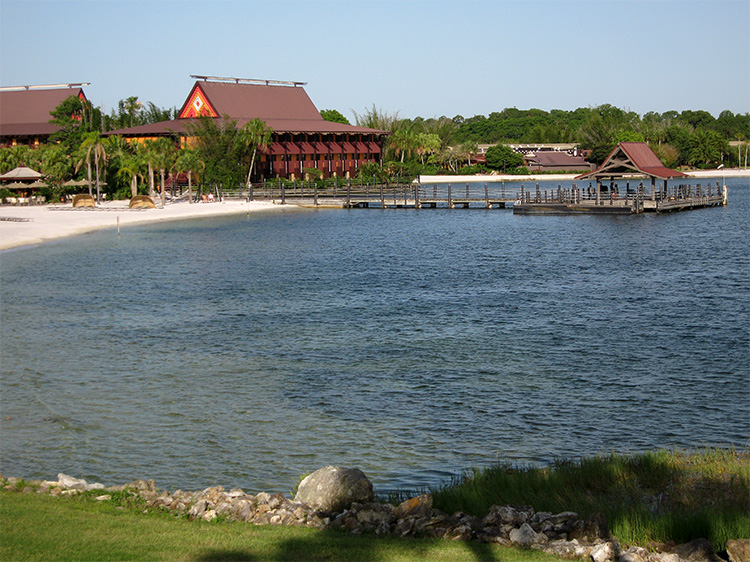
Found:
<box><xmin>150</xmin><ymin>137</ymin><xmax>177</xmax><ymax>205</ymax></box>
<box><xmin>484</xmin><ymin>144</ymin><xmax>523</xmax><ymax>172</ymax></box>
<box><xmin>116</xmin><ymin>150</ymin><xmax>145</xmax><ymax>198</ymax></box>
<box><xmin>320</xmin><ymin>109</ymin><xmax>350</xmax><ymax>125</ymax></box>
<box><xmin>49</xmin><ymin>96</ymin><xmax>101</xmax><ymax>151</ymax></box>
<box><xmin>173</xmin><ymin>148</ymin><xmax>204</xmax><ymax>203</ymax></box>
<box><xmin>186</xmin><ymin>116</ymin><xmax>245</xmax><ymax>192</ymax></box>
<box><xmin>239</xmin><ymin>118</ymin><xmax>274</xmax><ymax>185</ymax></box>
<box><xmin>688</xmin><ymin>129</ymin><xmax>728</xmax><ymax>168</ymax></box>
<box><xmin>76</xmin><ymin>132</ymin><xmax>109</xmax><ymax>201</ymax></box>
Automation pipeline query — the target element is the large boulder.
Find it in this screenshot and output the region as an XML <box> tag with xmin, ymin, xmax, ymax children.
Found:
<box><xmin>672</xmin><ymin>539</ymin><xmax>722</xmax><ymax>562</ymax></box>
<box><xmin>293</xmin><ymin>466</ymin><xmax>374</xmax><ymax>513</ymax></box>
<box><xmin>727</xmin><ymin>540</ymin><xmax>750</xmax><ymax>562</ymax></box>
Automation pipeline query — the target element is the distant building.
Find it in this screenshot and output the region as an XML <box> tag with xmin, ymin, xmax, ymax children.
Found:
<box><xmin>476</xmin><ymin>143</ymin><xmax>593</xmax><ymax>172</ymax></box>
<box><xmin>106</xmin><ymin>75</ymin><xmax>389</xmax><ymax>180</ymax></box>
<box><xmin>523</xmin><ymin>151</ymin><xmax>594</xmax><ymax>172</ymax></box>
<box><xmin>0</xmin><ymin>84</ymin><xmax>89</xmax><ymax>148</ymax></box>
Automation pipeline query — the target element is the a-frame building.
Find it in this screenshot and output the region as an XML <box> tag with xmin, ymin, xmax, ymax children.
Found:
<box><xmin>106</xmin><ymin>76</ymin><xmax>388</xmax><ymax>181</ymax></box>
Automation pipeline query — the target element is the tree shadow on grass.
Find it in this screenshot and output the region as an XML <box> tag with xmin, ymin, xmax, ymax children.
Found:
<box><xmin>192</xmin><ymin>529</ymin><xmax>515</xmax><ymax>562</ymax></box>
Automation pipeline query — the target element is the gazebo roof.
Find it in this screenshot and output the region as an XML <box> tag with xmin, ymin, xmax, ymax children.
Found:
<box><xmin>576</xmin><ymin>142</ymin><xmax>687</xmax><ymax>181</ymax></box>
<box><xmin>0</xmin><ymin>166</ymin><xmax>43</xmax><ymax>181</ymax></box>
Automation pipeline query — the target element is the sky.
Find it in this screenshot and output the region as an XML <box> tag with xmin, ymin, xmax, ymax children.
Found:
<box><xmin>1</xmin><ymin>0</ymin><xmax>748</xmax><ymax>122</ymax></box>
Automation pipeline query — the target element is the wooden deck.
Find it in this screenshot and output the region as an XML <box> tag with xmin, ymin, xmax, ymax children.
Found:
<box><xmin>213</xmin><ymin>179</ymin><xmax>727</xmax><ymax>214</ymax></box>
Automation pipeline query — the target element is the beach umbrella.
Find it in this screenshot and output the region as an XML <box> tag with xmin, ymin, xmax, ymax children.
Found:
<box><xmin>28</xmin><ymin>180</ymin><xmax>49</xmax><ymax>188</ymax></box>
<box><xmin>3</xmin><ymin>182</ymin><xmax>26</xmax><ymax>189</ymax></box>
<box><xmin>63</xmin><ymin>179</ymin><xmax>89</xmax><ymax>187</ymax></box>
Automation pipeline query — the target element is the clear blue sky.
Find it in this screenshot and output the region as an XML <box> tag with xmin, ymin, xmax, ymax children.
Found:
<box><xmin>1</xmin><ymin>0</ymin><xmax>748</xmax><ymax>122</ymax></box>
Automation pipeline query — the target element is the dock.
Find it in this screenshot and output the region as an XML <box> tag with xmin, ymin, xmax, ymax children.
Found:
<box><xmin>221</xmin><ymin>178</ymin><xmax>726</xmax><ymax>215</ymax></box>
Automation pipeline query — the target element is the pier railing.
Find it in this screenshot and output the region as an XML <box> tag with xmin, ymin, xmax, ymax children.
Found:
<box><xmin>188</xmin><ymin>179</ymin><xmax>725</xmax><ymax>212</ymax></box>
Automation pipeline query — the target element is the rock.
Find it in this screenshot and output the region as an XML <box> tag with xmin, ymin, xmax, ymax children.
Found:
<box><xmin>509</xmin><ymin>522</ymin><xmax>547</xmax><ymax>547</ymax></box>
<box><xmin>57</xmin><ymin>473</ymin><xmax>89</xmax><ymax>490</ymax></box>
<box><xmin>591</xmin><ymin>541</ymin><xmax>618</xmax><ymax>562</ymax></box>
<box><xmin>533</xmin><ymin>539</ymin><xmax>589</xmax><ymax>559</ymax></box>
<box><xmin>585</xmin><ymin>512</ymin><xmax>610</xmax><ymax>541</ymax></box>
<box><xmin>672</xmin><ymin>539</ymin><xmax>722</xmax><ymax>562</ymax></box>
<box><xmin>483</xmin><ymin>505</ymin><xmax>530</xmax><ymax>527</ymax></box>
<box><xmin>393</xmin><ymin>494</ymin><xmax>432</xmax><ymax>520</ymax></box>
<box><xmin>727</xmin><ymin>540</ymin><xmax>750</xmax><ymax>562</ymax></box>
<box><xmin>649</xmin><ymin>554</ymin><xmax>681</xmax><ymax>562</ymax></box>
<box><xmin>293</xmin><ymin>466</ymin><xmax>374</xmax><ymax>513</ymax></box>
<box><xmin>620</xmin><ymin>546</ymin><xmax>649</xmax><ymax>562</ymax></box>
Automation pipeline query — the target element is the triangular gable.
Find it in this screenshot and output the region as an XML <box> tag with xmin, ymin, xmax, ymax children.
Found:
<box><xmin>576</xmin><ymin>142</ymin><xmax>687</xmax><ymax>181</ymax></box>
<box><xmin>178</xmin><ymin>84</ymin><xmax>218</xmax><ymax>119</ymax></box>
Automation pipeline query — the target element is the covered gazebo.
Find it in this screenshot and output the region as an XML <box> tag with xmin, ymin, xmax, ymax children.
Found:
<box><xmin>576</xmin><ymin>142</ymin><xmax>688</xmax><ymax>205</ymax></box>
<box><xmin>0</xmin><ymin>166</ymin><xmax>43</xmax><ymax>182</ymax></box>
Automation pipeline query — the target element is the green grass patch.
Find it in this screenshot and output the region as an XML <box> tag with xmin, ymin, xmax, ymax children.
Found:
<box><xmin>430</xmin><ymin>447</ymin><xmax>750</xmax><ymax>551</ymax></box>
<box><xmin>0</xmin><ymin>491</ymin><xmax>566</xmax><ymax>562</ymax></box>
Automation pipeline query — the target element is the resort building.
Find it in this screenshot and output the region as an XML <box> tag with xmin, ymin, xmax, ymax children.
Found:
<box><xmin>106</xmin><ymin>75</ymin><xmax>389</xmax><ymax>180</ymax></box>
<box><xmin>0</xmin><ymin>83</ymin><xmax>89</xmax><ymax>147</ymax></box>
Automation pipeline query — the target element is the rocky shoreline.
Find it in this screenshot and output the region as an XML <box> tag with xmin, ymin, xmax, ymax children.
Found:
<box><xmin>2</xmin><ymin>467</ymin><xmax>748</xmax><ymax>562</ymax></box>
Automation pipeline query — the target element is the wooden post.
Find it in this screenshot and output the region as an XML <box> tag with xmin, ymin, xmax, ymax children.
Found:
<box><xmin>380</xmin><ymin>183</ymin><xmax>385</xmax><ymax>208</ymax></box>
<box><xmin>596</xmin><ymin>179</ymin><xmax>601</xmax><ymax>205</ymax></box>
<box><xmin>484</xmin><ymin>183</ymin><xmax>489</xmax><ymax>208</ymax></box>
<box><xmin>448</xmin><ymin>183</ymin><xmax>453</xmax><ymax>208</ymax></box>
<box><xmin>347</xmin><ymin>179</ymin><xmax>351</xmax><ymax>207</ymax></box>
<box><xmin>314</xmin><ymin>181</ymin><xmax>318</xmax><ymax>206</ymax></box>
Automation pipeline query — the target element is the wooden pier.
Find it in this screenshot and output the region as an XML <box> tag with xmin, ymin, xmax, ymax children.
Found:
<box><xmin>512</xmin><ymin>180</ymin><xmax>726</xmax><ymax>214</ymax></box>
<box><xmin>217</xmin><ymin>177</ymin><xmax>726</xmax><ymax>215</ymax></box>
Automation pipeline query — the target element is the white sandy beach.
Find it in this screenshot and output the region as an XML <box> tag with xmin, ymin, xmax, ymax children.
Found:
<box><xmin>0</xmin><ymin>200</ymin><xmax>292</xmax><ymax>251</ymax></box>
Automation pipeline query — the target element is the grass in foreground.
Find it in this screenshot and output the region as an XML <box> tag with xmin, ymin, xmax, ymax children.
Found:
<box><xmin>429</xmin><ymin>447</ymin><xmax>750</xmax><ymax>551</ymax></box>
<box><xmin>0</xmin><ymin>490</ymin><xmax>565</xmax><ymax>562</ymax></box>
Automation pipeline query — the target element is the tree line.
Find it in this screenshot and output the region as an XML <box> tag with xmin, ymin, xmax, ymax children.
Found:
<box><xmin>0</xmin><ymin>94</ymin><xmax>748</xmax><ymax>203</ymax></box>
<box><xmin>348</xmin><ymin>104</ymin><xmax>749</xmax><ymax>178</ymax></box>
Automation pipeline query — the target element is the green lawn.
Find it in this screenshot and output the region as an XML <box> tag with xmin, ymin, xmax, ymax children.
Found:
<box><xmin>0</xmin><ymin>492</ymin><xmax>564</xmax><ymax>562</ymax></box>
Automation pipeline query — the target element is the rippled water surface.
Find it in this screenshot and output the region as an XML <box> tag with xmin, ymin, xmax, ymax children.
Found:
<box><xmin>2</xmin><ymin>178</ymin><xmax>748</xmax><ymax>493</ymax></box>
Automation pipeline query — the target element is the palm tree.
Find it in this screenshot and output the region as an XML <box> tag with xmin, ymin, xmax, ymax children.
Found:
<box><xmin>77</xmin><ymin>132</ymin><xmax>108</xmax><ymax>202</ymax></box>
<box><xmin>150</xmin><ymin>138</ymin><xmax>177</xmax><ymax>206</ymax></box>
<box><xmin>239</xmin><ymin>119</ymin><xmax>273</xmax><ymax>186</ymax></box>
<box><xmin>172</xmin><ymin>148</ymin><xmax>204</xmax><ymax>203</ymax></box>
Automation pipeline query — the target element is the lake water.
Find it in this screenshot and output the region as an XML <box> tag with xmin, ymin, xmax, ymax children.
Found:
<box><xmin>1</xmin><ymin>177</ymin><xmax>748</xmax><ymax>495</ymax></box>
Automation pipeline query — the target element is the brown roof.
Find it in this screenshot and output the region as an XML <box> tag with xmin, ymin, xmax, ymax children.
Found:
<box><xmin>0</xmin><ymin>87</ymin><xmax>85</xmax><ymax>137</ymax></box>
<box><xmin>576</xmin><ymin>142</ymin><xmax>687</xmax><ymax>181</ymax></box>
<box><xmin>106</xmin><ymin>80</ymin><xmax>388</xmax><ymax>137</ymax></box>
<box><xmin>182</xmin><ymin>81</ymin><xmax>322</xmax><ymax>121</ymax></box>
<box><xmin>526</xmin><ymin>152</ymin><xmax>590</xmax><ymax>167</ymax></box>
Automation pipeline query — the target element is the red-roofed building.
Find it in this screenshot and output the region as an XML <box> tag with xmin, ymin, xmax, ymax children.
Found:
<box><xmin>0</xmin><ymin>84</ymin><xmax>88</xmax><ymax>147</ymax></box>
<box><xmin>576</xmin><ymin>142</ymin><xmax>688</xmax><ymax>203</ymax></box>
<box><xmin>106</xmin><ymin>76</ymin><xmax>388</xmax><ymax>180</ymax></box>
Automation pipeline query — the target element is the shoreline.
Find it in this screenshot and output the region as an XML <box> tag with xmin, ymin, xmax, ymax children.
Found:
<box><xmin>0</xmin><ymin>199</ymin><xmax>297</xmax><ymax>252</ymax></box>
<box><xmin>1</xmin><ymin>167</ymin><xmax>747</xmax><ymax>251</ymax></box>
